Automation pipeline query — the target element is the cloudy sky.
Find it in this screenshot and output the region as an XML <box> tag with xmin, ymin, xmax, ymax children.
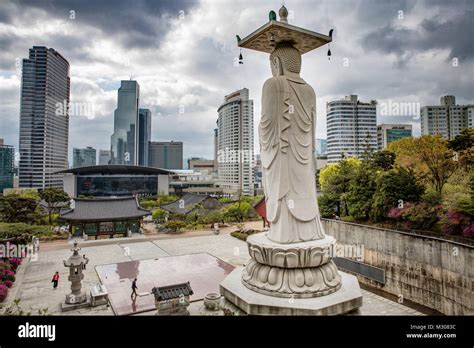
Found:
<box><xmin>0</xmin><ymin>0</ymin><xmax>473</xmax><ymax>164</ymax></box>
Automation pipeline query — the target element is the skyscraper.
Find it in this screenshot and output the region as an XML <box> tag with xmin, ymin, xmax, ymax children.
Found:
<box><xmin>213</xmin><ymin>128</ymin><xmax>218</xmax><ymax>172</ymax></box>
<box><xmin>148</xmin><ymin>141</ymin><xmax>183</xmax><ymax>169</ymax></box>
<box><xmin>98</xmin><ymin>150</ymin><xmax>112</xmax><ymax>165</ymax></box>
<box><xmin>110</xmin><ymin>80</ymin><xmax>140</xmax><ymax>165</ymax></box>
<box><xmin>138</xmin><ymin>108</ymin><xmax>151</xmax><ymax>166</ymax></box>
<box><xmin>72</xmin><ymin>147</ymin><xmax>96</xmax><ymax>168</ymax></box>
<box><xmin>19</xmin><ymin>46</ymin><xmax>70</xmax><ymax>188</ymax></box>
<box><xmin>326</xmin><ymin>95</ymin><xmax>377</xmax><ymax>163</ymax></box>
<box><xmin>421</xmin><ymin>95</ymin><xmax>473</xmax><ymax>140</ymax></box>
<box><xmin>315</xmin><ymin>139</ymin><xmax>328</xmax><ymax>156</ymax></box>
<box><xmin>216</xmin><ymin>88</ymin><xmax>254</xmax><ymax>196</ymax></box>
<box><xmin>0</xmin><ymin>139</ymin><xmax>14</xmax><ymax>192</ymax></box>
<box><xmin>377</xmin><ymin>124</ymin><xmax>412</xmax><ymax>150</ymax></box>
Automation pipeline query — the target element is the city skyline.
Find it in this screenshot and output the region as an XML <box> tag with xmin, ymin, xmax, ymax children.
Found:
<box><xmin>1</xmin><ymin>0</ymin><xmax>473</xmax><ymax>164</ymax></box>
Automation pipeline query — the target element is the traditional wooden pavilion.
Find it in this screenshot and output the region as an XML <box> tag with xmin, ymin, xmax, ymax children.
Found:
<box><xmin>60</xmin><ymin>197</ymin><xmax>150</xmax><ymax>239</ymax></box>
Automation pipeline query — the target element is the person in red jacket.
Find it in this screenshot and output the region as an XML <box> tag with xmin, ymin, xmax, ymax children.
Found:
<box><xmin>52</xmin><ymin>271</ymin><xmax>59</xmax><ymax>289</ymax></box>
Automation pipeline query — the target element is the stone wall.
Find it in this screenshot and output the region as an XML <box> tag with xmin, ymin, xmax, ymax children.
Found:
<box><xmin>321</xmin><ymin>219</ymin><xmax>473</xmax><ymax>315</ymax></box>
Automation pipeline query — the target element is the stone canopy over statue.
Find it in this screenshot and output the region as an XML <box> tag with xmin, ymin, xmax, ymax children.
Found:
<box><xmin>220</xmin><ymin>5</ymin><xmax>363</xmax><ymax>315</ymax></box>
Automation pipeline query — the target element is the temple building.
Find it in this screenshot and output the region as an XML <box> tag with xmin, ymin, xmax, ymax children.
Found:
<box><xmin>60</xmin><ymin>196</ymin><xmax>150</xmax><ymax>238</ymax></box>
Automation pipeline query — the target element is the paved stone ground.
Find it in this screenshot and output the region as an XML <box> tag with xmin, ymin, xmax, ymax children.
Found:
<box><xmin>1</xmin><ymin>233</ymin><xmax>423</xmax><ymax>316</ymax></box>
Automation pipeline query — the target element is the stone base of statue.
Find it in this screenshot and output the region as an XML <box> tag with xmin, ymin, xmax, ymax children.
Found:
<box><xmin>220</xmin><ymin>233</ymin><xmax>362</xmax><ymax>315</ymax></box>
<box><xmin>220</xmin><ymin>268</ymin><xmax>362</xmax><ymax>315</ymax></box>
<box><xmin>60</xmin><ymin>293</ymin><xmax>90</xmax><ymax>312</ymax></box>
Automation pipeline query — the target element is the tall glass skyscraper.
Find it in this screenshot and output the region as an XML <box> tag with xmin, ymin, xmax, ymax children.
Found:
<box><xmin>0</xmin><ymin>140</ymin><xmax>14</xmax><ymax>192</ymax></box>
<box><xmin>19</xmin><ymin>46</ymin><xmax>70</xmax><ymax>188</ymax></box>
<box><xmin>138</xmin><ymin>108</ymin><xmax>151</xmax><ymax>166</ymax></box>
<box><xmin>73</xmin><ymin>147</ymin><xmax>97</xmax><ymax>168</ymax></box>
<box><xmin>148</xmin><ymin>141</ymin><xmax>183</xmax><ymax>169</ymax></box>
<box><xmin>110</xmin><ymin>80</ymin><xmax>140</xmax><ymax>165</ymax></box>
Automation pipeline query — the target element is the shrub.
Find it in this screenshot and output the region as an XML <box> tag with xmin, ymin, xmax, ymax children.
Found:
<box><xmin>402</xmin><ymin>203</ymin><xmax>441</xmax><ymax>230</ymax></box>
<box><xmin>388</xmin><ymin>202</ymin><xmax>441</xmax><ymax>230</ymax></box>
<box><xmin>462</xmin><ymin>224</ymin><xmax>474</xmax><ymax>237</ymax></box>
<box><xmin>2</xmin><ymin>274</ymin><xmax>15</xmax><ymax>282</ymax></box>
<box><xmin>230</xmin><ymin>231</ymin><xmax>248</xmax><ymax>241</ymax></box>
<box><xmin>163</xmin><ymin>221</ymin><xmax>186</xmax><ymax>233</ymax></box>
<box><xmin>8</xmin><ymin>258</ymin><xmax>21</xmax><ymax>270</ymax></box>
<box><xmin>4</xmin><ymin>280</ymin><xmax>13</xmax><ymax>288</ymax></box>
<box><xmin>439</xmin><ymin>209</ymin><xmax>472</xmax><ymax>236</ymax></box>
<box><xmin>0</xmin><ymin>284</ymin><xmax>8</xmax><ymax>302</ymax></box>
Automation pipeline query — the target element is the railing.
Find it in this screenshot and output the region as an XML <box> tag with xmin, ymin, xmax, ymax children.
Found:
<box><xmin>321</xmin><ymin>218</ymin><xmax>474</xmax><ymax>247</ymax></box>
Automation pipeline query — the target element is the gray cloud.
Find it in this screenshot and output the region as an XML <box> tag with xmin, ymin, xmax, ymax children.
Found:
<box><xmin>0</xmin><ymin>0</ymin><xmax>473</xmax><ymax>164</ymax></box>
<box><xmin>361</xmin><ymin>7</ymin><xmax>474</xmax><ymax>64</ymax></box>
<box><xmin>8</xmin><ymin>0</ymin><xmax>198</xmax><ymax>48</ymax></box>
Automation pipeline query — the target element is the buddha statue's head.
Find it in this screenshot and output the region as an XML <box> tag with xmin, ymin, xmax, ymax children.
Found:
<box><xmin>270</xmin><ymin>42</ymin><xmax>302</xmax><ymax>77</ymax></box>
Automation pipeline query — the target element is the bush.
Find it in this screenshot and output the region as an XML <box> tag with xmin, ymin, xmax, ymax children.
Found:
<box><xmin>2</xmin><ymin>274</ymin><xmax>15</xmax><ymax>282</ymax></box>
<box><xmin>0</xmin><ymin>223</ymin><xmax>51</xmax><ymax>241</ymax></box>
<box><xmin>230</xmin><ymin>231</ymin><xmax>248</xmax><ymax>241</ymax></box>
<box><xmin>0</xmin><ymin>284</ymin><xmax>8</xmax><ymax>302</ymax></box>
<box><xmin>439</xmin><ymin>209</ymin><xmax>473</xmax><ymax>236</ymax></box>
<box><xmin>4</xmin><ymin>280</ymin><xmax>13</xmax><ymax>288</ymax></box>
<box><xmin>8</xmin><ymin>258</ymin><xmax>21</xmax><ymax>271</ymax></box>
<box><xmin>0</xmin><ymin>261</ymin><xmax>11</xmax><ymax>272</ymax></box>
<box><xmin>163</xmin><ymin>221</ymin><xmax>186</xmax><ymax>233</ymax></box>
<box><xmin>152</xmin><ymin>208</ymin><xmax>167</xmax><ymax>222</ymax></box>
<box><xmin>389</xmin><ymin>202</ymin><xmax>441</xmax><ymax>230</ymax></box>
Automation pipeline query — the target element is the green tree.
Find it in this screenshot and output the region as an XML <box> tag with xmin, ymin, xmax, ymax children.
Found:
<box><xmin>0</xmin><ymin>192</ymin><xmax>42</xmax><ymax>224</ymax></box>
<box><xmin>371</xmin><ymin>150</ymin><xmax>396</xmax><ymax>171</ymax></box>
<box><xmin>152</xmin><ymin>208</ymin><xmax>167</xmax><ymax>222</ymax></box>
<box><xmin>39</xmin><ymin>188</ymin><xmax>70</xmax><ymax>225</ymax></box>
<box><xmin>346</xmin><ymin>163</ymin><xmax>377</xmax><ymax>220</ymax></box>
<box><xmin>318</xmin><ymin>158</ymin><xmax>361</xmax><ymax>217</ymax></box>
<box><xmin>448</xmin><ymin>128</ymin><xmax>474</xmax><ymax>170</ymax></box>
<box><xmin>370</xmin><ymin>168</ymin><xmax>425</xmax><ymax>221</ymax></box>
<box><xmin>389</xmin><ymin>135</ymin><xmax>457</xmax><ymax>195</ymax></box>
<box><xmin>223</xmin><ymin>202</ymin><xmax>252</xmax><ymax>222</ymax></box>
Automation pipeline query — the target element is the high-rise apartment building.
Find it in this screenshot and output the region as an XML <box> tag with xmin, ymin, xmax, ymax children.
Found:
<box><xmin>72</xmin><ymin>147</ymin><xmax>96</xmax><ymax>168</ymax></box>
<box><xmin>148</xmin><ymin>141</ymin><xmax>183</xmax><ymax>169</ymax></box>
<box><xmin>377</xmin><ymin>124</ymin><xmax>412</xmax><ymax>150</ymax></box>
<box><xmin>138</xmin><ymin>108</ymin><xmax>151</xmax><ymax>166</ymax></box>
<box><xmin>216</xmin><ymin>88</ymin><xmax>254</xmax><ymax>196</ymax></box>
<box><xmin>326</xmin><ymin>95</ymin><xmax>377</xmax><ymax>163</ymax></box>
<box><xmin>110</xmin><ymin>80</ymin><xmax>140</xmax><ymax>165</ymax></box>
<box><xmin>213</xmin><ymin>128</ymin><xmax>218</xmax><ymax>171</ymax></box>
<box><xmin>0</xmin><ymin>139</ymin><xmax>14</xmax><ymax>192</ymax></box>
<box><xmin>19</xmin><ymin>46</ymin><xmax>70</xmax><ymax>188</ymax></box>
<box><xmin>421</xmin><ymin>95</ymin><xmax>473</xmax><ymax>140</ymax></box>
<box><xmin>468</xmin><ymin>107</ymin><xmax>474</xmax><ymax>129</ymax></box>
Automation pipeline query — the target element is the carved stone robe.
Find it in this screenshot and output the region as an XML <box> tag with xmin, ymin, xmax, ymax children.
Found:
<box><xmin>259</xmin><ymin>75</ymin><xmax>325</xmax><ymax>243</ymax></box>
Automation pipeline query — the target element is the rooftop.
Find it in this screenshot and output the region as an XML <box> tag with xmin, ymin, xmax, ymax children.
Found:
<box><xmin>161</xmin><ymin>193</ymin><xmax>209</xmax><ymax>214</ymax></box>
<box><xmin>56</xmin><ymin>165</ymin><xmax>174</xmax><ymax>176</ymax></box>
<box><xmin>152</xmin><ymin>282</ymin><xmax>194</xmax><ymax>301</ymax></box>
<box><xmin>60</xmin><ymin>196</ymin><xmax>150</xmax><ymax>221</ymax></box>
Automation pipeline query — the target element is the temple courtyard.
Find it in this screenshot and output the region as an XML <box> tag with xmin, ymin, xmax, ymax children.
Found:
<box><xmin>2</xmin><ymin>228</ymin><xmax>424</xmax><ymax>316</ymax></box>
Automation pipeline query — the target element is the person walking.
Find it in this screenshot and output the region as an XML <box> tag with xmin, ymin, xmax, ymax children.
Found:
<box><xmin>52</xmin><ymin>272</ymin><xmax>60</xmax><ymax>289</ymax></box>
<box><xmin>131</xmin><ymin>278</ymin><xmax>138</xmax><ymax>299</ymax></box>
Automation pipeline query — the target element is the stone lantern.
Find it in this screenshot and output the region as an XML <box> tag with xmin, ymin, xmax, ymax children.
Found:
<box><xmin>63</xmin><ymin>241</ymin><xmax>89</xmax><ymax>306</ymax></box>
